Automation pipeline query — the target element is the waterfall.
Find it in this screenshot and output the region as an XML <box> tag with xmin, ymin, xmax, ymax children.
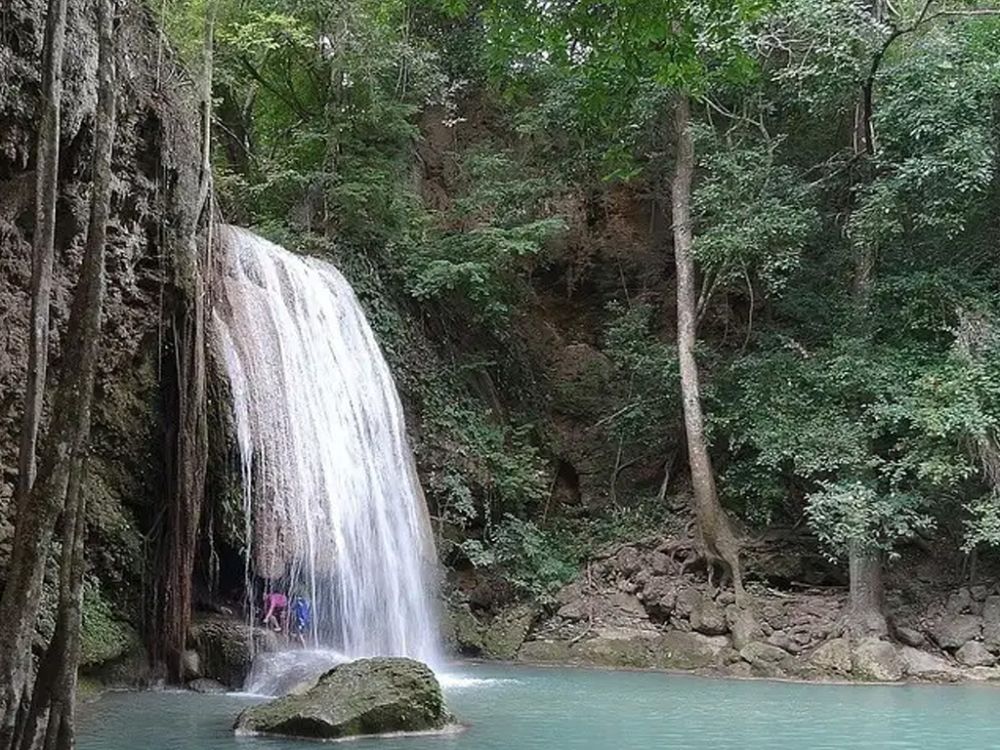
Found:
<box><xmin>212</xmin><ymin>225</ymin><xmax>440</xmax><ymax>669</ymax></box>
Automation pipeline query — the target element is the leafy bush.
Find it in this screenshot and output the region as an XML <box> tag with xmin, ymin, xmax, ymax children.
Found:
<box><xmin>461</xmin><ymin>515</ymin><xmax>577</xmax><ymax>601</ymax></box>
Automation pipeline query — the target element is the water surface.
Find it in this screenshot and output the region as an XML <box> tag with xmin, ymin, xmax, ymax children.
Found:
<box><xmin>79</xmin><ymin>663</ymin><xmax>1000</xmax><ymax>750</ymax></box>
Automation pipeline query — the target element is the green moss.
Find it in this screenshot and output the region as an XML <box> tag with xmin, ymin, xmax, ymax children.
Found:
<box><xmin>80</xmin><ymin>578</ymin><xmax>140</xmax><ymax>667</ymax></box>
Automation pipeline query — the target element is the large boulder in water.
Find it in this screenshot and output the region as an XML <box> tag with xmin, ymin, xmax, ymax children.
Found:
<box><xmin>234</xmin><ymin>658</ymin><xmax>453</xmax><ymax>740</ymax></box>
<box><xmin>189</xmin><ymin>617</ymin><xmax>279</xmax><ymax>689</ymax></box>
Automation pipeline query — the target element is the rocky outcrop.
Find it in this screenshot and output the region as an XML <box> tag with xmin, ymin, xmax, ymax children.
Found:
<box><xmin>739</xmin><ymin>642</ymin><xmax>795</xmax><ymax>675</ymax></box>
<box><xmin>455</xmin><ymin>534</ymin><xmax>1000</xmax><ymax>685</ymax></box>
<box><xmin>446</xmin><ymin>600</ymin><xmax>538</xmax><ymax>660</ymax></box>
<box><xmin>519</xmin><ymin>628</ymin><xmax>731</xmax><ymax>670</ymax></box>
<box><xmin>0</xmin><ymin>0</ymin><xmax>201</xmax><ymax>659</ymax></box>
<box><xmin>898</xmin><ymin>646</ymin><xmax>959</xmax><ymax>680</ymax></box>
<box><xmin>188</xmin><ymin>678</ymin><xmax>227</xmax><ymax>694</ymax></box>
<box><xmin>234</xmin><ymin>658</ymin><xmax>453</xmax><ymax>741</ymax></box>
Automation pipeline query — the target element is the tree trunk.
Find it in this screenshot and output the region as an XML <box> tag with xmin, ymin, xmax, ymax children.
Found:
<box><xmin>670</xmin><ymin>94</ymin><xmax>745</xmax><ymax>601</ymax></box>
<box><xmin>1</xmin><ymin>1</ymin><xmax>116</xmax><ymax>745</ymax></box>
<box><xmin>18</xmin><ymin>457</ymin><xmax>87</xmax><ymax>750</ymax></box>
<box><xmin>844</xmin><ymin>2</ymin><xmax>887</xmax><ymax>636</ymax></box>
<box><xmin>14</xmin><ymin>0</ymin><xmax>70</xmax><ymax>511</ymax></box>
<box><xmin>0</xmin><ymin>0</ymin><xmax>70</xmax><ymax>740</ymax></box>
<box><xmin>847</xmin><ymin>544</ymin><xmax>887</xmax><ymax>636</ymax></box>
<box><xmin>162</xmin><ymin>0</ymin><xmax>213</xmax><ymax>682</ymax></box>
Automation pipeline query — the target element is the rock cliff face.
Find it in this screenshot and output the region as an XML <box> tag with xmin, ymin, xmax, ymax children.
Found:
<box><xmin>0</xmin><ymin>0</ymin><xmax>199</xmax><ymax>663</ymax></box>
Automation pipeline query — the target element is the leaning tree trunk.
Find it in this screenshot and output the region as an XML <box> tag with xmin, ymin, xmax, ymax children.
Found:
<box><xmin>0</xmin><ymin>0</ymin><xmax>70</xmax><ymax>741</ymax></box>
<box><xmin>670</xmin><ymin>94</ymin><xmax>745</xmax><ymax>601</ymax></box>
<box><xmin>17</xmin><ymin>458</ymin><xmax>88</xmax><ymax>750</ymax></box>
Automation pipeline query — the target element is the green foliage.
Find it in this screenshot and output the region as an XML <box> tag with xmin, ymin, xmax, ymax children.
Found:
<box><xmin>693</xmin><ymin>128</ymin><xmax>819</xmax><ymax>296</ymax></box>
<box><xmin>601</xmin><ymin>302</ymin><xmax>680</xmax><ymax>457</ymax></box>
<box><xmin>423</xmin><ymin>391</ymin><xmax>549</xmax><ymax>528</ymax></box>
<box><xmin>805</xmin><ymin>480</ymin><xmax>932</xmax><ymax>559</ymax></box>
<box><xmin>964</xmin><ymin>494</ymin><xmax>1000</xmax><ymax>552</ymax></box>
<box><xmin>154</xmin><ymin>0</ymin><xmax>1000</xmax><ymax>599</ymax></box>
<box><xmin>407</xmin><ymin>147</ymin><xmax>567</xmax><ymax>328</ymax></box>
<box><xmin>461</xmin><ymin>500</ymin><xmax>675</xmax><ymax>600</ymax></box>
<box><xmin>80</xmin><ymin>578</ymin><xmax>140</xmax><ymax>667</ymax></box>
<box><xmin>461</xmin><ymin>515</ymin><xmax>577</xmax><ymax>600</ymax></box>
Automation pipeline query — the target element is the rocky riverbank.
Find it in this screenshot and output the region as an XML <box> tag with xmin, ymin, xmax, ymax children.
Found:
<box><xmin>446</xmin><ymin>535</ymin><xmax>1000</xmax><ymax>684</ymax></box>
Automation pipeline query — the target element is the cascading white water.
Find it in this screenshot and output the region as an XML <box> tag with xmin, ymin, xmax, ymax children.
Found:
<box><xmin>212</xmin><ymin>225</ymin><xmax>440</xmax><ymax>672</ymax></box>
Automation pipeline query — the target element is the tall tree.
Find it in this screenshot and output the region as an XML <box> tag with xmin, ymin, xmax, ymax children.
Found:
<box><xmin>0</xmin><ymin>0</ymin><xmax>70</xmax><ymax>740</ymax></box>
<box><xmin>14</xmin><ymin>1</ymin><xmax>119</xmax><ymax>746</ymax></box>
<box><xmin>483</xmin><ymin>0</ymin><xmax>768</xmax><ymax>597</ymax></box>
<box><xmin>671</xmin><ymin>93</ymin><xmax>744</xmax><ymax>598</ymax></box>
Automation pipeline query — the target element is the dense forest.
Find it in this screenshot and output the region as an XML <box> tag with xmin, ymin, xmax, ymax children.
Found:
<box><xmin>167</xmin><ymin>0</ymin><xmax>1000</xmax><ymax>638</ymax></box>
<box><xmin>2</xmin><ymin>0</ymin><xmax>1000</xmax><ymax>745</ymax></box>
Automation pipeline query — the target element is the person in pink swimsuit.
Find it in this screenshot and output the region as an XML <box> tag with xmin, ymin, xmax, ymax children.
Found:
<box><xmin>262</xmin><ymin>591</ymin><xmax>288</xmax><ymax>632</ymax></box>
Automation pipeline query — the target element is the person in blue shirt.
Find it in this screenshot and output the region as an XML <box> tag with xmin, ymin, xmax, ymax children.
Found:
<box><xmin>290</xmin><ymin>595</ymin><xmax>311</xmax><ymax>646</ymax></box>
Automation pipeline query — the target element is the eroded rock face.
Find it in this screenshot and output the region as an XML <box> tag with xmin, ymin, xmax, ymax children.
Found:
<box><xmin>234</xmin><ymin>658</ymin><xmax>453</xmax><ymax>741</ymax></box>
<box><xmin>479</xmin><ymin>604</ymin><xmax>538</xmax><ymax>660</ymax></box>
<box><xmin>690</xmin><ymin>597</ymin><xmax>727</xmax><ymax>636</ymax></box>
<box><xmin>740</xmin><ymin>642</ymin><xmax>793</xmax><ymax>672</ymax></box>
<box><xmin>983</xmin><ymin>623</ymin><xmax>1000</xmax><ymax>653</ymax></box>
<box><xmin>655</xmin><ymin>631</ymin><xmax>730</xmax><ymax>670</ymax></box>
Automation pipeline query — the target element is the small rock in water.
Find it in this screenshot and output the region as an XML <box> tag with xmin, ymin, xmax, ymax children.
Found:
<box><xmin>188</xmin><ymin>678</ymin><xmax>227</xmax><ymax>694</ymax></box>
<box><xmin>234</xmin><ymin>657</ymin><xmax>453</xmax><ymax>741</ymax></box>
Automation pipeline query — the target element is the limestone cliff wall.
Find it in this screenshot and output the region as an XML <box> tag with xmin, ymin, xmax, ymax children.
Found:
<box><xmin>0</xmin><ymin>0</ymin><xmax>200</xmax><ymax>663</ymax></box>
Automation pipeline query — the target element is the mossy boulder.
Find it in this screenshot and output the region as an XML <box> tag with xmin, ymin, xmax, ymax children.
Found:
<box><xmin>479</xmin><ymin>604</ymin><xmax>538</xmax><ymax>660</ymax></box>
<box><xmin>234</xmin><ymin>658</ymin><xmax>453</xmax><ymax>741</ymax></box>
<box><xmin>189</xmin><ymin>617</ymin><xmax>278</xmax><ymax>689</ymax></box>
<box><xmin>445</xmin><ymin>602</ymin><xmax>537</xmax><ymax>660</ymax></box>
<box><xmin>851</xmin><ymin>638</ymin><xmax>903</xmax><ymax>682</ymax></box>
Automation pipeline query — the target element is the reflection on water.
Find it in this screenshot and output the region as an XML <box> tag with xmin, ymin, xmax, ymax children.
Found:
<box><xmin>79</xmin><ymin>663</ymin><xmax>1000</xmax><ymax>750</ymax></box>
